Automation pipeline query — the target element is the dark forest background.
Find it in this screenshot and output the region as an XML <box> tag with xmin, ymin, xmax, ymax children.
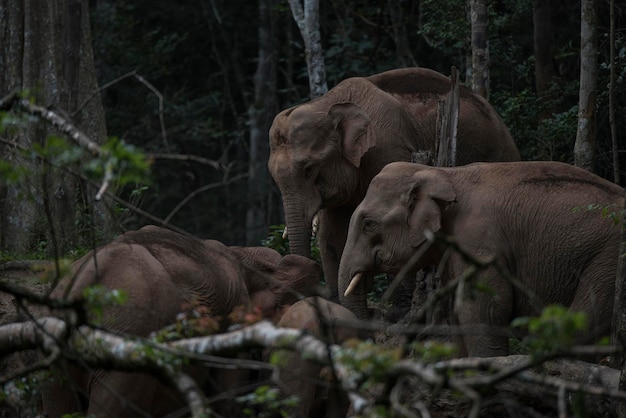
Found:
<box><xmin>2</xmin><ymin>0</ymin><xmax>626</xmax><ymax>255</ymax></box>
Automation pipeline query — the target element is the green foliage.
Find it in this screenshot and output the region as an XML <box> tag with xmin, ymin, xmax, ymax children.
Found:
<box><xmin>0</xmin><ymin>371</ymin><xmax>48</xmax><ymax>413</ymax></box>
<box><xmin>236</xmin><ymin>385</ymin><xmax>299</xmax><ymax>418</ymax></box>
<box><xmin>262</xmin><ymin>224</ymin><xmax>320</xmax><ymax>263</ymax></box>
<box><xmin>82</xmin><ymin>285</ymin><xmax>129</xmax><ymax>326</ymax></box>
<box><xmin>495</xmin><ymin>86</ymin><xmax>578</xmax><ymax>162</ymax></box>
<box><xmin>0</xmin><ymin>159</ymin><xmax>29</xmax><ymax>185</ymax></box>
<box><xmin>261</xmin><ymin>225</ymin><xmax>291</xmax><ymax>256</ymax></box>
<box><xmin>153</xmin><ymin>305</ymin><xmax>220</xmax><ymax>342</ymax></box>
<box><xmin>135</xmin><ymin>343</ymin><xmax>185</xmax><ymax>368</ymax></box>
<box><xmin>367</xmin><ymin>273</ymin><xmax>389</xmax><ymax>300</ymax></box>
<box><xmin>418</xmin><ymin>0</ymin><xmax>469</xmax><ymax>54</ymax></box>
<box><xmin>572</xmin><ymin>203</ymin><xmax>623</xmax><ymax>226</ymax></box>
<box><xmin>335</xmin><ymin>340</ymin><xmax>403</xmax><ymax>389</ymax></box>
<box><xmin>36</xmin><ymin>258</ymin><xmax>73</xmax><ymax>284</ymax></box>
<box><xmin>0</xmin><ymin>109</ymin><xmax>37</xmax><ymax>133</ymax></box>
<box><xmin>32</xmin><ymin>136</ymin><xmax>83</xmax><ymax>166</ymax></box>
<box><xmin>410</xmin><ymin>340</ymin><xmax>458</xmax><ymax>363</ymax></box>
<box><xmin>83</xmin><ymin>137</ymin><xmax>151</xmax><ymax>188</ymax></box>
<box><xmin>511</xmin><ymin>305</ymin><xmax>588</xmax><ymax>357</ymax></box>
<box><xmin>361</xmin><ymin>406</ymin><xmax>394</xmax><ymax>418</ymax></box>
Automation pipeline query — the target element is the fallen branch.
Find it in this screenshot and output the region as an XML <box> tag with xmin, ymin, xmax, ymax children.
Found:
<box><xmin>1</xmin><ymin>316</ymin><xmax>624</xmax><ymax>417</ymax></box>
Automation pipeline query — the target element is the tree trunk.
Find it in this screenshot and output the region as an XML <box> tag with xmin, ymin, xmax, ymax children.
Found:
<box><xmin>288</xmin><ymin>0</ymin><xmax>328</xmax><ymax>98</ymax></box>
<box><xmin>470</xmin><ymin>0</ymin><xmax>489</xmax><ymax>99</ymax></box>
<box><xmin>387</xmin><ymin>0</ymin><xmax>418</xmax><ymax>67</ymax></box>
<box><xmin>574</xmin><ymin>0</ymin><xmax>598</xmax><ymax>172</ymax></box>
<box><xmin>609</xmin><ymin>0</ymin><xmax>620</xmax><ymax>185</ymax></box>
<box><xmin>246</xmin><ymin>0</ymin><xmax>278</xmax><ymax>246</ymax></box>
<box><xmin>0</xmin><ymin>0</ymin><xmax>113</xmax><ymax>256</ymax></box>
<box><xmin>533</xmin><ymin>0</ymin><xmax>558</xmax><ymax>119</ymax></box>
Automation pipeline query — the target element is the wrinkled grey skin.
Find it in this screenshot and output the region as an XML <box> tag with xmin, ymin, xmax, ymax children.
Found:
<box><xmin>268</xmin><ymin>67</ymin><xmax>520</xmax><ymax>301</ymax></box>
<box><xmin>42</xmin><ymin>225</ymin><xmax>321</xmax><ymax>418</ymax></box>
<box><xmin>338</xmin><ymin>161</ymin><xmax>622</xmax><ymax>357</ymax></box>
<box><xmin>273</xmin><ymin>297</ymin><xmax>358</xmax><ymax>418</ymax></box>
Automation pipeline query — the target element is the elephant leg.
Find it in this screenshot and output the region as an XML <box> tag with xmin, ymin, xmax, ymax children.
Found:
<box><xmin>41</xmin><ymin>382</ymin><xmax>83</xmax><ymax>417</ymax></box>
<box><xmin>41</xmin><ymin>362</ymin><xmax>89</xmax><ymax>418</ymax></box>
<box><xmin>317</xmin><ymin>208</ymin><xmax>351</xmax><ymax>302</ymax></box>
<box><xmin>567</xmin><ymin>262</ymin><xmax>614</xmax><ymax>346</ymax></box>
<box><xmin>273</xmin><ymin>351</ymin><xmax>322</xmax><ymax>418</ymax></box>
<box><xmin>87</xmin><ymin>370</ymin><xmax>184</xmax><ymax>417</ymax></box>
<box><xmin>451</xmin><ymin>264</ymin><xmax>512</xmax><ymax>357</ymax></box>
<box><xmin>206</xmin><ymin>361</ymin><xmax>258</xmax><ymax>417</ymax></box>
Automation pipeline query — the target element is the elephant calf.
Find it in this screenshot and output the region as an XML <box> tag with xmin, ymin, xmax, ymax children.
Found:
<box><xmin>273</xmin><ymin>297</ymin><xmax>358</xmax><ymax>418</ymax></box>
<box><xmin>338</xmin><ymin>161</ymin><xmax>623</xmax><ymax>357</ymax></box>
<box><xmin>42</xmin><ymin>225</ymin><xmax>321</xmax><ymax>418</ymax></box>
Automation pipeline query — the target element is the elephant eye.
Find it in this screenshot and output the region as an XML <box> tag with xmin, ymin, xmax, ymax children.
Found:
<box><xmin>303</xmin><ymin>165</ymin><xmax>316</xmax><ymax>180</ymax></box>
<box><xmin>362</xmin><ymin>218</ymin><xmax>377</xmax><ymax>233</ymax></box>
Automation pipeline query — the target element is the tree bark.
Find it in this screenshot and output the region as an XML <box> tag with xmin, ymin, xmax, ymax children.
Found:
<box><xmin>0</xmin><ymin>0</ymin><xmax>113</xmax><ymax>256</ymax></box>
<box><xmin>470</xmin><ymin>0</ymin><xmax>489</xmax><ymax>99</ymax></box>
<box><xmin>533</xmin><ymin>0</ymin><xmax>558</xmax><ymax>120</ymax></box>
<box><xmin>387</xmin><ymin>0</ymin><xmax>418</xmax><ymax>67</ymax></box>
<box><xmin>574</xmin><ymin>0</ymin><xmax>598</xmax><ymax>172</ymax></box>
<box><xmin>246</xmin><ymin>0</ymin><xmax>278</xmax><ymax>245</ymax></box>
<box><xmin>288</xmin><ymin>0</ymin><xmax>328</xmax><ymax>98</ymax></box>
<box><xmin>609</xmin><ymin>0</ymin><xmax>620</xmax><ymax>185</ymax></box>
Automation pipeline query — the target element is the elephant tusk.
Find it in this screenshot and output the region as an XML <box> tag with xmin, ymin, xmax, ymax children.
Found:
<box><xmin>282</xmin><ymin>213</ymin><xmax>319</xmax><ymax>240</ymax></box>
<box><xmin>311</xmin><ymin>213</ymin><xmax>320</xmax><ymax>237</ymax></box>
<box><xmin>343</xmin><ymin>272</ymin><xmax>363</xmax><ymax>297</ymax></box>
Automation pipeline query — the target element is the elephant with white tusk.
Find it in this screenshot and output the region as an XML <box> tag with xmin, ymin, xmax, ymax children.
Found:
<box><xmin>42</xmin><ymin>225</ymin><xmax>322</xmax><ymax>418</ymax></box>
<box><xmin>268</xmin><ymin>67</ymin><xmax>520</xmax><ymax>302</ymax></box>
<box><xmin>338</xmin><ymin>161</ymin><xmax>623</xmax><ymax>357</ymax></box>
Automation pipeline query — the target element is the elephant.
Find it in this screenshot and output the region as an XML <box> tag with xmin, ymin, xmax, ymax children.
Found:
<box><xmin>42</xmin><ymin>225</ymin><xmax>322</xmax><ymax>418</ymax></box>
<box><xmin>272</xmin><ymin>296</ymin><xmax>358</xmax><ymax>418</ymax></box>
<box><xmin>268</xmin><ymin>67</ymin><xmax>521</xmax><ymax>302</ymax></box>
<box><xmin>338</xmin><ymin>161</ymin><xmax>623</xmax><ymax>357</ymax></box>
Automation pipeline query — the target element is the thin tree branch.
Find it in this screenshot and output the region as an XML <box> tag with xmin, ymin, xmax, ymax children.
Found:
<box><xmin>163</xmin><ymin>172</ymin><xmax>248</xmax><ymax>224</ymax></box>
<box><xmin>72</xmin><ymin>71</ymin><xmax>170</xmax><ymax>150</ymax></box>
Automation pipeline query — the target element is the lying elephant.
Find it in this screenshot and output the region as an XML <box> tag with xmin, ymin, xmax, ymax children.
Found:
<box><xmin>42</xmin><ymin>225</ymin><xmax>322</xmax><ymax>417</ymax></box>
<box><xmin>338</xmin><ymin>161</ymin><xmax>623</xmax><ymax>357</ymax></box>
<box><xmin>272</xmin><ymin>297</ymin><xmax>358</xmax><ymax>418</ymax></box>
<box><xmin>269</xmin><ymin>67</ymin><xmax>521</xmax><ymax>301</ymax></box>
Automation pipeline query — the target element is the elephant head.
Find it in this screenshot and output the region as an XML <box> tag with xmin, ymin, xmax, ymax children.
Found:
<box><xmin>268</xmin><ymin>101</ymin><xmax>377</xmax><ymax>258</ymax></box>
<box><xmin>338</xmin><ymin>162</ymin><xmax>456</xmax><ymax>319</ymax></box>
<box><xmin>228</xmin><ymin>246</ymin><xmax>322</xmax><ymax>318</ymax></box>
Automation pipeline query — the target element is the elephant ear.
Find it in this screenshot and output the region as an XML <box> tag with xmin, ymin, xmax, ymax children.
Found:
<box><xmin>328</xmin><ymin>102</ymin><xmax>377</xmax><ymax>168</ymax></box>
<box><xmin>404</xmin><ymin>169</ymin><xmax>456</xmax><ymax>248</ymax></box>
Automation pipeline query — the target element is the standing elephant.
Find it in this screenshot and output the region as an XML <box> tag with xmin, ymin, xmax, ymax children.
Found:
<box><xmin>272</xmin><ymin>297</ymin><xmax>358</xmax><ymax>418</ymax></box>
<box><xmin>268</xmin><ymin>67</ymin><xmax>520</xmax><ymax>301</ymax></box>
<box><xmin>42</xmin><ymin>225</ymin><xmax>321</xmax><ymax>418</ymax></box>
<box><xmin>338</xmin><ymin>161</ymin><xmax>623</xmax><ymax>357</ymax></box>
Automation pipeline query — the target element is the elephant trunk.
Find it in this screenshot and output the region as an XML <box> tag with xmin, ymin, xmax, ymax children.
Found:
<box><xmin>338</xmin><ymin>256</ymin><xmax>369</xmax><ymax>320</ymax></box>
<box><xmin>283</xmin><ymin>198</ymin><xmax>313</xmax><ymax>258</ymax></box>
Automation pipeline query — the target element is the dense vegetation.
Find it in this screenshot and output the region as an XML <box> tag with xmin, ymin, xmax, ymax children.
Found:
<box><xmin>86</xmin><ymin>0</ymin><xmax>624</xmax><ymax>248</ymax></box>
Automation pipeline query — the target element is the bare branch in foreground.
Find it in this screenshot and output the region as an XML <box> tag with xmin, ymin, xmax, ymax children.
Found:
<box><xmin>2</xmin><ymin>315</ymin><xmax>626</xmax><ymax>417</ymax></box>
<box><xmin>0</xmin><ymin>91</ymin><xmax>112</xmax><ymax>201</ymax></box>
